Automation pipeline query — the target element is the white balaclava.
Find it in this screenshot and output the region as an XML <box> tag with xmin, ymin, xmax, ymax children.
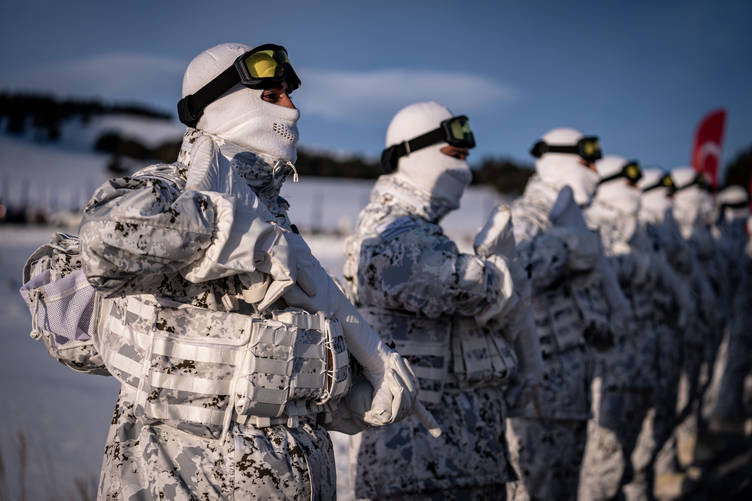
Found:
<box><xmin>182</xmin><ymin>42</ymin><xmax>300</xmax><ymax>163</ymax></box>
<box><xmin>638</xmin><ymin>168</ymin><xmax>673</xmax><ymax>220</ymax></box>
<box><xmin>671</xmin><ymin>166</ymin><xmax>714</xmax><ymax>225</ymax></box>
<box><xmin>594</xmin><ymin>155</ymin><xmax>641</xmax><ymax>216</ymax></box>
<box><xmin>535</xmin><ymin>127</ymin><xmax>600</xmax><ymax>206</ymax></box>
<box><xmin>386</xmin><ymin>101</ymin><xmax>472</xmax><ymax>210</ymax></box>
<box><xmin>716</xmin><ymin>185</ymin><xmax>749</xmax><ymax>223</ymax></box>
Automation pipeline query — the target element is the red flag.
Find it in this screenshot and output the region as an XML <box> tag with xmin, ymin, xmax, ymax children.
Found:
<box><xmin>691</xmin><ymin>108</ymin><xmax>726</xmax><ymax>189</ymax></box>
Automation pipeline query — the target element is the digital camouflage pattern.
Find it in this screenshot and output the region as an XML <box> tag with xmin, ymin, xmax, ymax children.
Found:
<box><xmin>76</xmin><ymin>129</ymin><xmax>337</xmax><ymax>500</ymax></box>
<box><xmin>505</xmin><ymin>418</ymin><xmax>587</xmax><ymax>501</ymax></box>
<box><xmin>344</xmin><ymin>174</ymin><xmax>519</xmax><ymax>499</ymax></box>
<box><xmin>620</xmin><ymin>208</ymin><xmax>695</xmax><ymax>500</ymax></box>
<box><xmin>578</xmin><ymin>199</ymin><xmax>662</xmax><ymax>501</ymax></box>
<box><xmin>20</xmin><ymin>232</ymin><xmax>110</xmax><ymax>375</ymax></box>
<box><xmin>505</xmin><ymin>175</ymin><xmax>611</xmax><ymax>501</ymax></box>
<box><xmin>708</xmin><ymin>214</ymin><xmax>752</xmax><ymax>424</ymax></box>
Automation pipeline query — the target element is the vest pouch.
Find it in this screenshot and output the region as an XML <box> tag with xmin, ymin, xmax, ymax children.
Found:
<box><xmin>233</xmin><ymin>309</ymin><xmax>351</xmax><ymax>420</ymax></box>
<box><xmin>568</xmin><ymin>271</ymin><xmax>611</xmax><ymax>348</ymax></box>
<box><xmin>99</xmin><ymin>297</ymin><xmax>350</xmax><ymax>438</ymax></box>
<box><xmin>533</xmin><ymin>285</ymin><xmax>585</xmax><ymax>358</ymax></box>
<box><xmin>19</xmin><ymin>233</ymin><xmax>107</xmax><ymax>375</ymax></box>
<box><xmin>451</xmin><ymin>317</ymin><xmax>518</xmax><ymax>389</ymax></box>
<box><xmin>360</xmin><ymin>307</ymin><xmax>450</xmax><ymax>407</ymax></box>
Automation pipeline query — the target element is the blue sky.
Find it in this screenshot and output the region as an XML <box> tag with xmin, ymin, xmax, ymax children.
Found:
<box><xmin>1</xmin><ymin>0</ymin><xmax>750</xmax><ymax>175</ymax></box>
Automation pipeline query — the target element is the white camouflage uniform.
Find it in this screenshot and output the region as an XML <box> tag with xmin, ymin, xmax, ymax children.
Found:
<box><xmin>77</xmin><ymin>129</ymin><xmax>341</xmax><ymax>500</ymax></box>
<box><xmin>506</xmin><ymin>173</ymin><xmax>617</xmax><ymax>501</ymax></box>
<box><xmin>707</xmin><ymin>187</ymin><xmax>752</xmax><ymax>428</ymax></box>
<box><xmin>344</xmin><ymin>172</ymin><xmax>541</xmax><ymax>500</ymax></box>
<box><xmin>579</xmin><ymin>159</ymin><xmax>663</xmax><ymax>501</ymax></box>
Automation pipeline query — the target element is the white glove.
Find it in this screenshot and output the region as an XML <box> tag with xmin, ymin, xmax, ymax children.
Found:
<box><xmin>324</xmin><ymin>376</ymin><xmax>373</xmax><ymax>435</ymax></box>
<box><xmin>281</xmin><ymin>232</ymin><xmax>419</xmax><ymax>426</ymax></box>
<box><xmin>474</xmin><ymin>204</ymin><xmax>516</xmax><ymax>258</ymax></box>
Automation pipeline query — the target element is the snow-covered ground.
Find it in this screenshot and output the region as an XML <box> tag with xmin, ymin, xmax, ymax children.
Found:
<box><xmin>0</xmin><ymin>129</ymin><xmax>513</xmax><ymax>499</ymax></box>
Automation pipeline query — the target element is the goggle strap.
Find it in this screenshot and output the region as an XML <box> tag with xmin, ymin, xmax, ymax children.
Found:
<box><xmin>178</xmin><ymin>65</ymin><xmax>240</xmax><ymax>127</ymax></box>
<box><xmin>542</xmin><ymin>144</ymin><xmax>581</xmax><ymax>156</ymax></box>
<box><xmin>642</xmin><ymin>177</ymin><xmax>674</xmax><ymax>193</ymax></box>
<box><xmin>598</xmin><ymin>171</ymin><xmax>626</xmax><ymax>185</ymax></box>
<box><xmin>390</xmin><ymin>127</ymin><xmax>445</xmax><ymax>161</ymax></box>
<box><xmin>599</xmin><ymin>163</ymin><xmax>641</xmax><ymax>186</ymax></box>
<box><xmin>721</xmin><ymin>200</ymin><xmax>749</xmax><ymax>210</ymax></box>
<box><xmin>674</xmin><ymin>176</ymin><xmax>706</xmax><ymax>193</ymax></box>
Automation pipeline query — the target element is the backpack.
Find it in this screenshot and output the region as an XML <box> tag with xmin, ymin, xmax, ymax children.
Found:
<box><xmin>19</xmin><ymin>232</ymin><xmax>109</xmax><ymax>375</ymax></box>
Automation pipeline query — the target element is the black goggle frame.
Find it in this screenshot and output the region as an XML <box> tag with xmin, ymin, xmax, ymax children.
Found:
<box><xmin>674</xmin><ymin>172</ymin><xmax>714</xmax><ymax>194</ymax></box>
<box><xmin>598</xmin><ymin>160</ymin><xmax>643</xmax><ymax>186</ymax></box>
<box><xmin>178</xmin><ymin>44</ymin><xmax>301</xmax><ymax>128</ymax></box>
<box><xmin>380</xmin><ymin>115</ymin><xmax>475</xmax><ymax>173</ymax></box>
<box><xmin>642</xmin><ymin>173</ymin><xmax>677</xmax><ymax>195</ymax></box>
<box><xmin>530</xmin><ymin>135</ymin><xmax>603</xmax><ymax>163</ymax></box>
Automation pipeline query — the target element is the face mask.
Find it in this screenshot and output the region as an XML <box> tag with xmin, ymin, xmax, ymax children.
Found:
<box><xmin>197</xmin><ymin>85</ymin><xmax>300</xmax><ymax>162</ymax></box>
<box><xmin>673</xmin><ymin>185</ymin><xmax>708</xmax><ymax>225</ymax></box>
<box><xmin>537</xmin><ymin>153</ymin><xmax>599</xmax><ymax>206</ymax></box>
<box><xmin>641</xmin><ymin>189</ymin><xmax>672</xmax><ymax>221</ymax></box>
<box><xmin>595</xmin><ymin>180</ymin><xmax>641</xmax><ymax>216</ymax></box>
<box><xmin>393</xmin><ymin>143</ymin><xmax>472</xmax><ymax>210</ymax></box>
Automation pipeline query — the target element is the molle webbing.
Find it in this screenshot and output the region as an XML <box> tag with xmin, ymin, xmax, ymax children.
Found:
<box><xmin>99</xmin><ymin>296</ymin><xmax>349</xmax><ymax>438</ymax></box>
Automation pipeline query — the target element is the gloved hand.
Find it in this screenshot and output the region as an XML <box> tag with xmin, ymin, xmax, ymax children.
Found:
<box><xmin>281</xmin><ymin>231</ymin><xmax>419</xmax><ymax>426</ymax></box>
<box><xmin>474</xmin><ymin>204</ymin><xmax>516</xmax><ymax>259</ymax></box>
<box><xmin>324</xmin><ymin>376</ymin><xmax>373</xmax><ymax>435</ymax></box>
<box><xmin>182</xmin><ymin>135</ymin><xmax>316</xmax><ymax>308</ymax></box>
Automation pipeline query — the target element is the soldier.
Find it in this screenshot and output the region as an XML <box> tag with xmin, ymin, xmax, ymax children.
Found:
<box><xmin>24</xmin><ymin>42</ymin><xmax>420</xmax><ymax>500</ymax></box>
<box><xmin>654</xmin><ymin>167</ymin><xmax>721</xmax><ymax>480</ymax></box>
<box><xmin>707</xmin><ymin>186</ymin><xmax>751</xmax><ymax>433</ymax></box>
<box><xmin>580</xmin><ymin>156</ymin><xmax>661</xmax><ymax>500</ymax></box>
<box><xmin>505</xmin><ymin>128</ymin><xmax>627</xmax><ymax>501</ymax></box>
<box><xmin>622</xmin><ymin>168</ymin><xmax>690</xmax><ymax>500</ymax></box>
<box><xmin>344</xmin><ymin>101</ymin><xmax>543</xmax><ymax>500</ymax></box>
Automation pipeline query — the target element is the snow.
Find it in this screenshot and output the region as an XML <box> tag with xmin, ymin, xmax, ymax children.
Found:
<box><xmin>57</xmin><ymin>114</ymin><xmax>185</xmax><ymax>151</ymax></box>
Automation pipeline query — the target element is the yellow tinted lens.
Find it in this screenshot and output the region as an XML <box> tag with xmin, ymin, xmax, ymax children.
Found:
<box><xmin>244</xmin><ymin>50</ymin><xmax>278</xmax><ymax>78</ymax></box>
<box><xmin>663</xmin><ymin>176</ymin><xmax>673</xmax><ymax>187</ymax></box>
<box><xmin>626</xmin><ymin>164</ymin><xmax>640</xmax><ymax>180</ymax></box>
<box><xmin>449</xmin><ymin>118</ymin><xmax>471</xmax><ymax>140</ymax></box>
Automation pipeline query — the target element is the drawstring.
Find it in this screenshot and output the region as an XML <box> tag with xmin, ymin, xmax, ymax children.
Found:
<box><xmin>273</xmin><ymin>160</ymin><xmax>299</xmax><ymax>183</ymax></box>
<box><xmin>30</xmin><ymin>289</ymin><xmax>43</xmax><ymax>340</ymax></box>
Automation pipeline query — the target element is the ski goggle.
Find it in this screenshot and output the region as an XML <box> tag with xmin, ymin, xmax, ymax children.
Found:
<box><xmin>530</xmin><ymin>136</ymin><xmax>603</xmax><ymax>163</ymax></box>
<box><xmin>599</xmin><ymin>160</ymin><xmax>643</xmax><ymax>186</ymax></box>
<box><xmin>674</xmin><ymin>172</ymin><xmax>713</xmax><ymax>193</ymax></box>
<box><xmin>380</xmin><ymin>115</ymin><xmax>475</xmax><ymax>173</ymax></box>
<box><xmin>178</xmin><ymin>44</ymin><xmax>301</xmax><ymax>127</ymax></box>
<box><xmin>642</xmin><ymin>173</ymin><xmax>676</xmax><ymax>195</ymax></box>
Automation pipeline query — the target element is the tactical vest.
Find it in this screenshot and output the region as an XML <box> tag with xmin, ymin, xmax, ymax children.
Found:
<box><xmin>532</xmin><ymin>284</ymin><xmax>587</xmax><ymax>359</ymax></box>
<box><xmin>20</xmin><ymin>234</ymin><xmax>351</xmax><ymax>440</ymax></box>
<box><xmin>96</xmin><ymin>295</ymin><xmax>350</xmax><ymax>439</ymax></box>
<box><xmin>568</xmin><ymin>270</ymin><xmax>611</xmax><ymax>349</ymax></box>
<box><xmin>360</xmin><ymin>306</ymin><xmax>518</xmax><ymax>408</ymax></box>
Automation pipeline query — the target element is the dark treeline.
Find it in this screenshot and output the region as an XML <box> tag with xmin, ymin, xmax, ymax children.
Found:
<box><xmin>723</xmin><ymin>146</ymin><xmax>752</xmax><ymax>191</ymax></box>
<box><xmin>2</xmin><ymin>92</ymin><xmax>750</xmax><ymax>227</ymax></box>
<box><xmin>0</xmin><ymin>92</ymin><xmax>172</xmax><ymax>141</ymax></box>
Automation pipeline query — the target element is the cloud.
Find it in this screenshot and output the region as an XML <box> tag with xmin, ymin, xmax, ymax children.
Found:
<box><xmin>294</xmin><ymin>68</ymin><xmax>518</xmax><ymax>122</ymax></box>
<box><xmin>0</xmin><ymin>55</ymin><xmax>517</xmax><ymax>123</ymax></box>
<box><xmin>0</xmin><ymin>52</ymin><xmax>185</xmax><ymax>106</ymax></box>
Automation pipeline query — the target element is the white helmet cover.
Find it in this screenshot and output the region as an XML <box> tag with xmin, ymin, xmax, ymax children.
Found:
<box><xmin>385</xmin><ymin>101</ymin><xmax>472</xmax><ymax>210</ymax></box>
<box><xmin>182</xmin><ymin>42</ymin><xmax>300</xmax><ymax>162</ymax></box>
<box><xmin>535</xmin><ymin>127</ymin><xmax>600</xmax><ymax>206</ymax></box>
<box><xmin>671</xmin><ymin>166</ymin><xmax>713</xmax><ymax>225</ymax></box>
<box><xmin>594</xmin><ymin>155</ymin><xmax>641</xmax><ymax>216</ymax></box>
